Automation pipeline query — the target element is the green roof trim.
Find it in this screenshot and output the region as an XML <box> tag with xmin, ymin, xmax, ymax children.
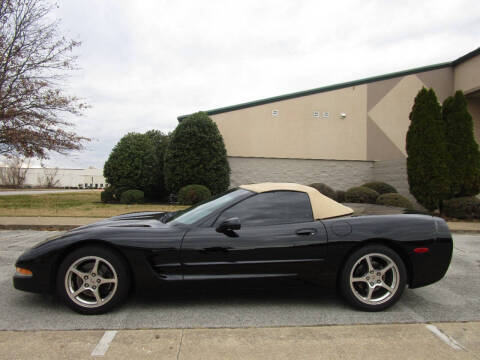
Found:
<box><xmin>452</xmin><ymin>47</ymin><xmax>480</xmax><ymax>66</ymax></box>
<box><xmin>177</xmin><ymin>47</ymin><xmax>479</xmax><ymax>121</ymax></box>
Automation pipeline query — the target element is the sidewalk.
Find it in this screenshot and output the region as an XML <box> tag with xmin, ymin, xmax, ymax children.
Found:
<box><xmin>0</xmin><ymin>216</ymin><xmax>479</xmax><ymax>233</ymax></box>
<box><xmin>0</xmin><ymin>189</ymin><xmax>90</xmax><ymax>196</ymax></box>
<box><xmin>0</xmin><ymin>322</ymin><xmax>478</xmax><ymax>359</ymax></box>
<box><xmin>445</xmin><ymin>221</ymin><xmax>480</xmax><ymax>233</ymax></box>
<box><xmin>0</xmin><ymin>216</ymin><xmax>104</xmax><ymax>230</ymax></box>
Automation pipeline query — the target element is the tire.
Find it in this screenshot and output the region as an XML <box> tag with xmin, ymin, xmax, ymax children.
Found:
<box><xmin>340</xmin><ymin>244</ymin><xmax>406</xmax><ymax>311</ymax></box>
<box><xmin>57</xmin><ymin>246</ymin><xmax>130</xmax><ymax>315</ymax></box>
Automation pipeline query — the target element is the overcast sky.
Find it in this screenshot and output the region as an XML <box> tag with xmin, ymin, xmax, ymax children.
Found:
<box><xmin>41</xmin><ymin>0</ymin><xmax>480</xmax><ymax>169</ymax></box>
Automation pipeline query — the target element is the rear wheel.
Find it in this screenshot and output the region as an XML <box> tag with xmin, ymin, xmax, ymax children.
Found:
<box><xmin>340</xmin><ymin>245</ymin><xmax>406</xmax><ymax>311</ymax></box>
<box><xmin>57</xmin><ymin>246</ymin><xmax>130</xmax><ymax>315</ymax></box>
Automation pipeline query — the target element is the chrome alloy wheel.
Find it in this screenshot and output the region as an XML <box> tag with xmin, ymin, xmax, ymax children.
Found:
<box><xmin>349</xmin><ymin>253</ymin><xmax>399</xmax><ymax>305</ymax></box>
<box><xmin>64</xmin><ymin>256</ymin><xmax>118</xmax><ymax>308</ymax></box>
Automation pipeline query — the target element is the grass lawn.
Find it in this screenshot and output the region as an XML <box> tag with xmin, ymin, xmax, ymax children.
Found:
<box><xmin>0</xmin><ymin>191</ymin><xmax>188</xmax><ymax>217</ymax></box>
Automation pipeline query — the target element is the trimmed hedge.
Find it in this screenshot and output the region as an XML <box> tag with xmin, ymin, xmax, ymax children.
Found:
<box><xmin>376</xmin><ymin>193</ymin><xmax>413</xmax><ymax>209</ymax></box>
<box><xmin>345</xmin><ymin>186</ymin><xmax>379</xmax><ymax>204</ymax></box>
<box><xmin>104</xmin><ymin>133</ymin><xmax>157</xmax><ymax>199</ymax></box>
<box><xmin>362</xmin><ymin>182</ymin><xmax>397</xmax><ymax>195</ymax></box>
<box><xmin>309</xmin><ymin>183</ymin><xmax>336</xmax><ymax>200</ymax></box>
<box><xmin>144</xmin><ymin>130</ymin><xmax>170</xmax><ymax>200</ymax></box>
<box><xmin>100</xmin><ymin>186</ymin><xmax>116</xmax><ymax>203</ymax></box>
<box><xmin>120</xmin><ymin>189</ymin><xmax>145</xmax><ymax>204</ymax></box>
<box><xmin>336</xmin><ymin>190</ymin><xmax>346</xmax><ymax>203</ymax></box>
<box><xmin>178</xmin><ymin>185</ymin><xmax>211</xmax><ymax>205</ymax></box>
<box><xmin>443</xmin><ymin>196</ymin><xmax>480</xmax><ymax>219</ymax></box>
<box><xmin>164</xmin><ymin>112</ymin><xmax>230</xmax><ymax>194</ymax></box>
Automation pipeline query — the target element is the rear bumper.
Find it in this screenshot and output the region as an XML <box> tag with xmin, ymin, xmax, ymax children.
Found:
<box><xmin>409</xmin><ymin>241</ymin><xmax>452</xmax><ymax>288</ymax></box>
<box><xmin>409</xmin><ymin>218</ymin><xmax>453</xmax><ymax>288</ymax></box>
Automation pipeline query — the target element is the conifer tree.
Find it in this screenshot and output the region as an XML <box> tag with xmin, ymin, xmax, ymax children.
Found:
<box><xmin>406</xmin><ymin>88</ymin><xmax>450</xmax><ymax>211</ymax></box>
<box><xmin>442</xmin><ymin>90</ymin><xmax>480</xmax><ymax>197</ymax></box>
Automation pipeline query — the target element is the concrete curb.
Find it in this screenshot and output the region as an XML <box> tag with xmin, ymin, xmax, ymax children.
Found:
<box><xmin>0</xmin><ymin>225</ymin><xmax>77</xmax><ymax>231</ymax></box>
<box><xmin>447</xmin><ymin>230</ymin><xmax>480</xmax><ymax>234</ymax></box>
<box><xmin>0</xmin><ymin>217</ymin><xmax>104</xmax><ymax>231</ymax></box>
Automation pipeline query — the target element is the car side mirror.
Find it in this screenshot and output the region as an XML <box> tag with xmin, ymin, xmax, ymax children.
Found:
<box><xmin>216</xmin><ymin>217</ymin><xmax>241</xmax><ymax>233</ymax></box>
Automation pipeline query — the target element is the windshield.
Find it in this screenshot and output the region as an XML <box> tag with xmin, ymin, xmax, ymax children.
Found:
<box><xmin>169</xmin><ymin>188</ymin><xmax>251</xmax><ymax>225</ymax></box>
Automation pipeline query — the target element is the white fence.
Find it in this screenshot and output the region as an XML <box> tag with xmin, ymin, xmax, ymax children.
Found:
<box><xmin>0</xmin><ymin>167</ymin><xmax>106</xmax><ymax>188</ymax></box>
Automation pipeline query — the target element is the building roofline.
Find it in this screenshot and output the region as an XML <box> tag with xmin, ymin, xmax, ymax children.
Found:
<box><xmin>177</xmin><ymin>47</ymin><xmax>479</xmax><ymax>121</ymax></box>
<box><xmin>452</xmin><ymin>47</ymin><xmax>480</xmax><ymax>66</ymax></box>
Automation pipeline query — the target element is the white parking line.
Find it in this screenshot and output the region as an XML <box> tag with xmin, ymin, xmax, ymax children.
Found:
<box><xmin>91</xmin><ymin>330</ymin><xmax>118</xmax><ymax>356</ymax></box>
<box><xmin>425</xmin><ymin>325</ymin><xmax>465</xmax><ymax>351</ymax></box>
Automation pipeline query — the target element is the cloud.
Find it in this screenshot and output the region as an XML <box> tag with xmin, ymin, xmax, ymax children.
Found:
<box><xmin>47</xmin><ymin>0</ymin><xmax>480</xmax><ymax>168</ymax></box>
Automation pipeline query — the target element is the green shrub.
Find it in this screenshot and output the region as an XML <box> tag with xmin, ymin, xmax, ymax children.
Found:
<box><xmin>120</xmin><ymin>189</ymin><xmax>145</xmax><ymax>204</ymax></box>
<box><xmin>309</xmin><ymin>183</ymin><xmax>336</xmax><ymax>200</ymax></box>
<box><xmin>345</xmin><ymin>186</ymin><xmax>379</xmax><ymax>204</ymax></box>
<box><xmin>112</xmin><ymin>186</ymin><xmax>129</xmax><ymax>200</ymax></box>
<box><xmin>336</xmin><ymin>190</ymin><xmax>346</xmax><ymax>202</ymax></box>
<box><xmin>178</xmin><ymin>185</ymin><xmax>211</xmax><ymax>205</ymax></box>
<box><xmin>164</xmin><ymin>112</ymin><xmax>230</xmax><ymax>195</ymax></box>
<box><xmin>443</xmin><ymin>196</ymin><xmax>480</xmax><ymax>219</ymax></box>
<box><xmin>362</xmin><ymin>182</ymin><xmax>397</xmax><ymax>195</ymax></box>
<box><xmin>104</xmin><ymin>133</ymin><xmax>157</xmax><ymax>198</ymax></box>
<box><xmin>376</xmin><ymin>193</ymin><xmax>413</xmax><ymax>209</ymax></box>
<box><xmin>144</xmin><ymin>130</ymin><xmax>170</xmax><ymax>200</ymax></box>
<box><xmin>406</xmin><ymin>88</ymin><xmax>450</xmax><ymax>211</ymax></box>
<box><xmin>100</xmin><ymin>186</ymin><xmax>116</xmax><ymax>203</ymax></box>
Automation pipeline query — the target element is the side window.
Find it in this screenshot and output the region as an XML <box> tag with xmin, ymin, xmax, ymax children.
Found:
<box><xmin>215</xmin><ymin>191</ymin><xmax>313</xmax><ymax>227</ymax></box>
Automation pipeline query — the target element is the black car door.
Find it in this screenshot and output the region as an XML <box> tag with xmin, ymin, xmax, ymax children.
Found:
<box><xmin>180</xmin><ymin>191</ymin><xmax>328</xmax><ymax>281</ymax></box>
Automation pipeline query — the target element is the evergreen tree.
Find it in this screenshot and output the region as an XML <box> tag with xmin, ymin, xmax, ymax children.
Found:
<box><xmin>144</xmin><ymin>130</ymin><xmax>170</xmax><ymax>199</ymax></box>
<box><xmin>103</xmin><ymin>133</ymin><xmax>157</xmax><ymax>198</ymax></box>
<box><xmin>164</xmin><ymin>112</ymin><xmax>230</xmax><ymax>194</ymax></box>
<box><xmin>443</xmin><ymin>90</ymin><xmax>480</xmax><ymax>197</ymax></box>
<box><xmin>406</xmin><ymin>88</ymin><xmax>450</xmax><ymax>211</ymax></box>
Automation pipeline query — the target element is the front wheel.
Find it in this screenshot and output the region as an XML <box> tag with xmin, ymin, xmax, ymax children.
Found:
<box><xmin>340</xmin><ymin>245</ymin><xmax>406</xmax><ymax>311</ymax></box>
<box><xmin>57</xmin><ymin>246</ymin><xmax>130</xmax><ymax>315</ymax></box>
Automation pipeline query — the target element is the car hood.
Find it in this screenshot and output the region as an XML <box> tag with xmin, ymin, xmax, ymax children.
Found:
<box><xmin>71</xmin><ymin>211</ymin><xmax>170</xmax><ymax>231</ymax></box>
<box><xmin>30</xmin><ymin>211</ymin><xmax>178</xmax><ymax>251</ymax></box>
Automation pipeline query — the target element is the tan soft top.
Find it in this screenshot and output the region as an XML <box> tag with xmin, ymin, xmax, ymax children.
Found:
<box><xmin>239</xmin><ymin>182</ymin><xmax>353</xmax><ymax>220</ymax></box>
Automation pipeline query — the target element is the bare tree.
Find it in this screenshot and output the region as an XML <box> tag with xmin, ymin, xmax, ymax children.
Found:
<box><xmin>0</xmin><ymin>0</ymin><xmax>89</xmax><ymax>159</ymax></box>
<box><xmin>0</xmin><ymin>155</ymin><xmax>29</xmax><ymax>187</ymax></box>
<box><xmin>38</xmin><ymin>163</ymin><xmax>59</xmax><ymax>188</ymax></box>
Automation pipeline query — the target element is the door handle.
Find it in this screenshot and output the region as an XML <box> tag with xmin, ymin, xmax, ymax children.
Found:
<box><xmin>296</xmin><ymin>229</ymin><xmax>316</xmax><ymax>236</ymax></box>
<box><xmin>202</xmin><ymin>246</ymin><xmax>230</xmax><ymax>253</ymax></box>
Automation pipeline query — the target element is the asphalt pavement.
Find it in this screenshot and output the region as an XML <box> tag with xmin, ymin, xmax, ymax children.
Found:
<box><xmin>1</xmin><ymin>230</ymin><xmax>479</xmax><ymax>331</ymax></box>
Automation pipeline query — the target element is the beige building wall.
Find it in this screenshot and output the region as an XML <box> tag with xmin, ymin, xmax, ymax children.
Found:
<box><xmin>454</xmin><ymin>55</ymin><xmax>480</xmax><ymax>94</ymax></box>
<box><xmin>468</xmin><ymin>96</ymin><xmax>480</xmax><ymax>145</ymax></box>
<box><xmin>181</xmin><ymin>49</ymin><xmax>479</xmax><ymax>195</ymax></box>
<box><xmin>211</xmin><ymin>85</ymin><xmax>368</xmax><ymax>161</ymax></box>
<box><xmin>211</xmin><ymin>67</ymin><xmax>457</xmax><ymax>162</ymax></box>
<box><xmin>366</xmin><ymin>67</ymin><xmax>453</xmax><ymax>160</ymax></box>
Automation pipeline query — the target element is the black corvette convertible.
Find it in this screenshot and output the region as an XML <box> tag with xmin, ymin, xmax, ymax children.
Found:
<box><xmin>13</xmin><ymin>183</ymin><xmax>453</xmax><ymax>314</ymax></box>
